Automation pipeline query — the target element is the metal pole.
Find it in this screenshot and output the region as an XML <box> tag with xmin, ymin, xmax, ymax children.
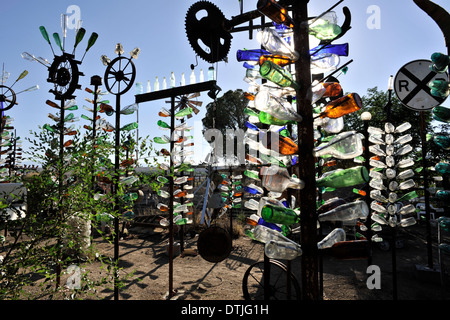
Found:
<box><xmin>420</xmin><ymin>111</ymin><xmax>433</xmax><ymax>269</ymax></box>
<box><xmin>114</xmin><ymin>93</ymin><xmax>120</xmax><ymax>300</ymax></box>
<box><xmin>168</xmin><ymin>96</ymin><xmax>175</xmax><ymax>299</ymax></box>
<box><xmin>56</xmin><ymin>97</ymin><xmax>66</xmax><ymax>288</ymax></box>
<box><xmin>293</xmin><ymin>0</ymin><xmax>319</xmax><ymax>300</ymax></box>
<box><xmin>363</xmin><ymin>119</ymin><xmax>373</xmax><ymax>266</ymax></box>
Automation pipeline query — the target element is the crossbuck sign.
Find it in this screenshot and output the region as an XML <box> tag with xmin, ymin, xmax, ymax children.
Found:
<box><xmin>394</xmin><ymin>59</ymin><xmax>448</xmax><ymax>111</ymax></box>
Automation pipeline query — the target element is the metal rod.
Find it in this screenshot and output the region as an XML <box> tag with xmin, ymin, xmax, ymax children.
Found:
<box><xmin>363</xmin><ymin>119</ymin><xmax>373</xmax><ymax>266</ymax></box>
<box><xmin>56</xmin><ymin>97</ymin><xmax>65</xmax><ymax>289</ymax></box>
<box><xmin>420</xmin><ymin>111</ymin><xmax>433</xmax><ymax>269</ymax></box>
<box><xmin>114</xmin><ymin>93</ymin><xmax>120</xmax><ymax>301</ymax></box>
<box><xmin>168</xmin><ymin>95</ymin><xmax>175</xmax><ymax>299</ymax></box>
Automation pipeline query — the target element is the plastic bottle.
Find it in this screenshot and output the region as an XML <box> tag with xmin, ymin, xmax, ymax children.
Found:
<box><xmin>265</xmin><ymin>240</ymin><xmax>302</xmax><ymax>260</ymax></box>
<box><xmin>317</xmin><ymin>200</ymin><xmax>369</xmax><ymax>222</ymax></box>
<box><xmin>261</xmin><ymin>204</ymin><xmax>299</xmax><ymax>225</ymax></box>
<box><xmin>313</xmin><ymin>131</ymin><xmax>363</xmax><ymax>159</ymax></box>
<box><xmin>316</xmin><ymin>166</ymin><xmax>369</xmax><ymax>188</ymax></box>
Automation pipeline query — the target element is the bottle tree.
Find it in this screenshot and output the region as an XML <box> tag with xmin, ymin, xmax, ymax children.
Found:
<box><xmin>234</xmin><ymin>0</ymin><xmax>357</xmax><ymax>299</ymax></box>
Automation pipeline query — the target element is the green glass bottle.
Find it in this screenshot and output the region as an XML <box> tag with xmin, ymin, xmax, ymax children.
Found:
<box><xmin>259</xmin><ymin>60</ymin><xmax>300</xmax><ymax>90</ymax></box>
<box><xmin>259</xmin><ymin>111</ymin><xmax>295</xmax><ymax>126</ymax></box>
<box><xmin>244</xmin><ymin>169</ymin><xmax>260</xmax><ymax>180</ymax></box>
<box><xmin>434</xmin><ymin>190</ymin><xmax>450</xmax><ymax>202</ymax></box>
<box><xmin>43</xmin><ymin>123</ymin><xmax>56</xmax><ymax>132</ymax></box>
<box><xmin>316</xmin><ymin>166</ymin><xmax>369</xmax><ymax>188</ymax></box>
<box><xmin>433</xmin><ymin>135</ymin><xmax>450</xmax><ymax>150</ymax></box>
<box><xmin>157</xmin><ymin>120</ymin><xmax>171</xmax><ymax>130</ymax></box>
<box><xmin>430</xmin><ymin>52</ymin><xmax>450</xmax><ymax>73</ymax></box>
<box><xmin>435</xmin><ymin>162</ymin><xmax>450</xmax><ymax>175</ymax></box>
<box><xmin>397</xmin><ymin>190</ymin><xmax>418</xmax><ymax>202</ymax></box>
<box><xmin>120</xmin><ymin>122</ymin><xmax>138</xmax><ymax>132</ymax></box>
<box><xmin>175</xmin><ymin>107</ymin><xmax>193</xmax><ymax>118</ymax></box>
<box><xmin>244</xmin><ymin>107</ymin><xmax>260</xmax><ymax>117</ymax></box>
<box><xmin>154</xmin><ymin>136</ymin><xmax>170</xmax><ymax>144</ymax></box>
<box><xmin>261</xmin><ymin>204</ymin><xmax>299</xmax><ymax>226</ymax></box>
<box><xmin>432</xmin><ymin>105</ymin><xmax>450</xmax><ymax>123</ymax></box>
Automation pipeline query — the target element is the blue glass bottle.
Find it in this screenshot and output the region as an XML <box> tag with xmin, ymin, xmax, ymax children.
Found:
<box><xmin>310</xmin><ymin>43</ymin><xmax>349</xmax><ymax>58</ymax></box>
<box><xmin>236</xmin><ymin>49</ymin><xmax>271</xmax><ymax>62</ymax></box>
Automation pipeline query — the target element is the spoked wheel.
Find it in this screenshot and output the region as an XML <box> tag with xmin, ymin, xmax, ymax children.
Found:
<box><xmin>104</xmin><ymin>56</ymin><xmax>136</xmax><ymax>95</ymax></box>
<box><xmin>0</xmin><ymin>85</ymin><xmax>16</xmax><ymax>111</ymax></box>
<box><xmin>242</xmin><ymin>259</ymin><xmax>301</xmax><ymax>300</ymax></box>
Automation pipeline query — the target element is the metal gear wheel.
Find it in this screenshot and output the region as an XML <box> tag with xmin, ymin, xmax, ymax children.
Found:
<box><xmin>185</xmin><ymin>1</ymin><xmax>232</xmax><ymax>63</ymax></box>
<box><xmin>47</xmin><ymin>52</ymin><xmax>83</xmax><ymax>100</ymax></box>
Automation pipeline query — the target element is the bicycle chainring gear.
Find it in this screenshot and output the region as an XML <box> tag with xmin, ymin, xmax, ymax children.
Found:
<box><xmin>47</xmin><ymin>53</ymin><xmax>83</xmax><ymax>100</ymax></box>
<box><xmin>185</xmin><ymin>0</ymin><xmax>232</xmax><ymax>63</ymax></box>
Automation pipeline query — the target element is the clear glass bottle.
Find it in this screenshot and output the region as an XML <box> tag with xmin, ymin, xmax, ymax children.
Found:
<box><xmin>260</xmin><ymin>166</ymin><xmax>304</xmax><ymax>193</ymax></box>
<box><xmin>318</xmin><ymin>200</ymin><xmax>369</xmax><ymax>222</ymax></box>
<box><xmin>317</xmin><ymin>228</ymin><xmax>346</xmax><ymax>249</ymax></box>
<box><xmin>265</xmin><ymin>240</ymin><xmax>302</xmax><ymax>260</ymax></box>
<box><xmin>313</xmin><ymin>131</ymin><xmax>363</xmax><ymax>159</ymax></box>
<box><xmin>257</xmin><ymin>28</ymin><xmax>299</xmax><ymax>61</ymax></box>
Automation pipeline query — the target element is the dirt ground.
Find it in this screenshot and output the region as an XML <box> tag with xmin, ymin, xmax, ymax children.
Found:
<box><xmin>5</xmin><ymin>217</ymin><xmax>450</xmax><ymax>308</ymax></box>
<box><xmin>49</xmin><ymin>218</ymin><xmax>450</xmax><ymax>302</ymax></box>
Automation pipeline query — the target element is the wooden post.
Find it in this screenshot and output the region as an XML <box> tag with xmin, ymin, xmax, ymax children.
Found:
<box><xmin>292</xmin><ymin>0</ymin><xmax>319</xmax><ymax>300</ymax></box>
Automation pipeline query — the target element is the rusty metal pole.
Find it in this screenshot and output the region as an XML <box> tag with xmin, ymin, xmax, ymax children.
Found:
<box><xmin>292</xmin><ymin>0</ymin><xmax>319</xmax><ymax>300</ymax></box>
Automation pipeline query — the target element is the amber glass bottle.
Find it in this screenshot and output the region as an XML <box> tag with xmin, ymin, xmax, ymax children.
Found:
<box><xmin>320</xmin><ymin>93</ymin><xmax>362</xmax><ymax>119</ymax></box>
<box><xmin>257</xmin><ymin>0</ymin><xmax>295</xmax><ymax>28</ymax></box>
<box><xmin>259</xmin><ymin>54</ymin><xmax>294</xmax><ymax>67</ymax></box>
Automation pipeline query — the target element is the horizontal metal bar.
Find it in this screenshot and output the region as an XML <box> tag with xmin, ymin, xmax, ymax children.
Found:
<box><xmin>135</xmin><ymin>80</ymin><xmax>219</xmax><ymax>103</ymax></box>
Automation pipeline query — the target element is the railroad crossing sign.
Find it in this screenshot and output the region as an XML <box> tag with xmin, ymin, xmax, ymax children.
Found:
<box><xmin>394</xmin><ymin>59</ymin><xmax>449</xmax><ymax>111</ymax></box>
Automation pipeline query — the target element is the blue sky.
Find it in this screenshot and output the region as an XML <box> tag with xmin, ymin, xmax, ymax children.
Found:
<box><xmin>1</xmin><ymin>0</ymin><xmax>449</xmax><ymax>165</ymax></box>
